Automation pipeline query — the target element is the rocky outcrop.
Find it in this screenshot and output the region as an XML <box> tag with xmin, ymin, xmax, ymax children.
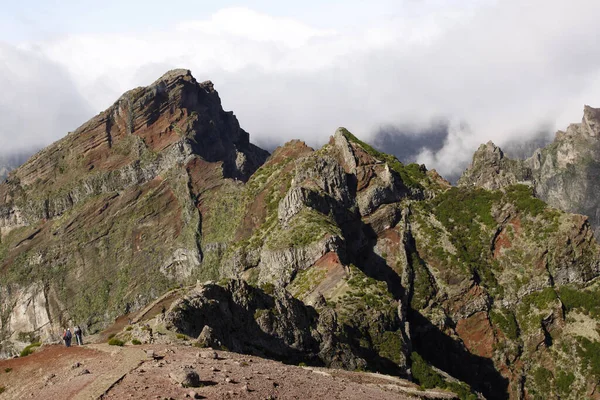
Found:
<box><xmin>165</xmin><ymin>280</ymin><xmax>367</xmax><ymax>370</ymax></box>
<box><xmin>458</xmin><ymin>141</ymin><xmax>533</xmax><ymax>190</ymax></box>
<box><xmin>460</xmin><ymin>105</ymin><xmax>600</xmax><ymax>238</ymax></box>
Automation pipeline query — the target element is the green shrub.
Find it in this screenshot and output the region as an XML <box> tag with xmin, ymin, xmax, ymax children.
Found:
<box><xmin>533</xmin><ymin>367</ymin><xmax>553</xmax><ymax>395</ymax></box>
<box><xmin>410</xmin><ymin>352</ymin><xmax>445</xmax><ymax>389</ymax></box>
<box><xmin>490</xmin><ymin>309</ymin><xmax>519</xmax><ymax>340</ymax></box>
<box><xmin>131</xmin><ymin>339</ymin><xmax>141</xmax><ymax>345</ymax></box>
<box><xmin>4</xmin><ymin>368</ymin><xmax>12</xmax><ymax>373</ymax></box>
<box><xmin>19</xmin><ymin>342</ymin><xmax>41</xmax><ymax>357</ymax></box>
<box><xmin>126</xmin><ymin>326</ymin><xmax>133</xmax><ymax>331</ymax></box>
<box><xmin>576</xmin><ymin>337</ymin><xmax>600</xmax><ymax>378</ymax></box>
<box><xmin>504</xmin><ymin>185</ymin><xmax>547</xmax><ymax>216</ymax></box>
<box><xmin>559</xmin><ymin>286</ymin><xmax>600</xmax><ymax>318</ymax></box>
<box><xmin>108</xmin><ymin>338</ymin><xmax>124</xmax><ymax>346</ymax></box>
<box><xmin>176</xmin><ymin>334</ymin><xmax>188</xmax><ymax>340</ymax></box>
<box><xmin>555</xmin><ymin>370</ymin><xmax>575</xmax><ymax>394</ymax></box>
<box><xmin>261</xmin><ymin>282</ymin><xmax>275</xmax><ymax>295</ymax></box>
<box><xmin>377</xmin><ymin>331</ymin><xmax>405</xmax><ymax>365</ymax></box>
<box><xmin>298</xmin><ymin>362</ymin><xmax>307</xmax><ymax>367</ymax></box>
<box><xmin>0</xmin><ymin>386</ymin><xmax>5</xmax><ymax>394</ymax></box>
<box><xmin>411</xmin><ymin>352</ymin><xmax>477</xmax><ymax>400</ymax></box>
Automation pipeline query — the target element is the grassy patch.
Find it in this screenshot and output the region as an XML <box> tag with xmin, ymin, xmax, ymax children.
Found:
<box><xmin>555</xmin><ymin>370</ymin><xmax>575</xmax><ymax>395</ymax></box>
<box><xmin>428</xmin><ymin>186</ymin><xmax>502</xmax><ymax>293</ymax></box>
<box><xmin>576</xmin><ymin>336</ymin><xmax>600</xmax><ymax>379</ymax></box>
<box><xmin>260</xmin><ymin>282</ymin><xmax>275</xmax><ymax>295</ymax></box>
<box><xmin>411</xmin><ymin>352</ymin><xmax>477</xmax><ymax>400</ymax></box>
<box><xmin>409</xmin><ymin>252</ymin><xmax>435</xmax><ymax>310</ymax></box>
<box><xmin>559</xmin><ymin>285</ymin><xmax>600</xmax><ymax>318</ymax></box>
<box><xmin>288</xmin><ymin>266</ymin><xmax>327</xmax><ymax>300</ymax></box>
<box><xmin>131</xmin><ymin>339</ymin><xmax>142</xmax><ymax>345</ymax></box>
<box><xmin>265</xmin><ymin>208</ymin><xmax>341</xmax><ymax>250</ymax></box>
<box><xmin>108</xmin><ymin>338</ymin><xmax>124</xmax><ymax>346</ymax></box>
<box><xmin>376</xmin><ymin>331</ymin><xmax>406</xmax><ymax>365</ymax></box>
<box><xmin>516</xmin><ymin>288</ymin><xmax>558</xmax><ymax>332</ymax></box>
<box><xmin>411</xmin><ymin>352</ymin><xmax>445</xmax><ymax>389</ymax></box>
<box><xmin>19</xmin><ymin>342</ymin><xmax>41</xmax><ymax>357</ymax></box>
<box><xmin>532</xmin><ymin>367</ymin><xmax>553</xmax><ymax>396</ymax></box>
<box><xmin>503</xmin><ymin>185</ymin><xmax>547</xmax><ymax>216</ymax></box>
<box><xmin>489</xmin><ymin>308</ymin><xmax>519</xmax><ymax>340</ymax></box>
<box><xmin>4</xmin><ymin>368</ymin><xmax>12</xmax><ymax>373</ymax></box>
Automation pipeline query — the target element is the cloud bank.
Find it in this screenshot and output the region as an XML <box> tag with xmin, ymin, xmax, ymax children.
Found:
<box><xmin>2</xmin><ymin>1</ymin><xmax>600</xmax><ymax>179</ymax></box>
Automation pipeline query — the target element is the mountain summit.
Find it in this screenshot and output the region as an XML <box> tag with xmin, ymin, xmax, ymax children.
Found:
<box><xmin>0</xmin><ymin>69</ymin><xmax>268</xmax><ymax>350</ymax></box>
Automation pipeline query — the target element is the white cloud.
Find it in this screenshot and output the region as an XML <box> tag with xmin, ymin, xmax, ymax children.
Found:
<box><xmin>176</xmin><ymin>7</ymin><xmax>336</xmax><ymax>48</ymax></box>
<box><xmin>0</xmin><ymin>42</ymin><xmax>94</xmax><ymax>153</ymax></box>
<box><xmin>2</xmin><ymin>2</ymin><xmax>600</xmax><ymax>178</ymax></box>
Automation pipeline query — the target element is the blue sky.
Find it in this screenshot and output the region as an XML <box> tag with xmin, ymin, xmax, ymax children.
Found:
<box><xmin>1</xmin><ymin>1</ymin><xmax>600</xmax><ymax>176</ymax></box>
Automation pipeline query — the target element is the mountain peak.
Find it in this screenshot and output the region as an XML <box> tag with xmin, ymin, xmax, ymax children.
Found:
<box><xmin>583</xmin><ymin>104</ymin><xmax>600</xmax><ymax>137</ymax></box>
<box><xmin>3</xmin><ymin>69</ymin><xmax>269</xmax><ymax>223</ymax></box>
<box><xmin>458</xmin><ymin>140</ymin><xmax>532</xmax><ymax>190</ymax></box>
<box><xmin>155</xmin><ymin>68</ymin><xmax>193</xmax><ymax>82</ymax></box>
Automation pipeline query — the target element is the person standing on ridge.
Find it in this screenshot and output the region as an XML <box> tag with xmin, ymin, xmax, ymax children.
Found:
<box><xmin>63</xmin><ymin>328</ymin><xmax>72</xmax><ymax>347</ymax></box>
<box><xmin>74</xmin><ymin>326</ymin><xmax>83</xmax><ymax>345</ymax></box>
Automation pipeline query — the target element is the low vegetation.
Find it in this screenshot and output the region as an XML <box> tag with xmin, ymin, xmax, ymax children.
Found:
<box><xmin>108</xmin><ymin>338</ymin><xmax>124</xmax><ymax>346</ymax></box>
<box><xmin>410</xmin><ymin>353</ymin><xmax>476</xmax><ymax>400</ymax></box>
<box><xmin>19</xmin><ymin>342</ymin><xmax>41</xmax><ymax>357</ymax></box>
<box><xmin>340</xmin><ymin>128</ymin><xmax>426</xmax><ymax>189</ymax></box>
<box><xmin>559</xmin><ymin>285</ymin><xmax>600</xmax><ymax>318</ymax></box>
<box><xmin>489</xmin><ymin>308</ymin><xmax>519</xmax><ymax>340</ymax></box>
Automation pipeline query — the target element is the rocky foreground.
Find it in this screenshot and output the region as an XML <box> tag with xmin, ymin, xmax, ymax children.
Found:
<box><xmin>0</xmin><ymin>342</ymin><xmax>456</xmax><ymax>400</ymax></box>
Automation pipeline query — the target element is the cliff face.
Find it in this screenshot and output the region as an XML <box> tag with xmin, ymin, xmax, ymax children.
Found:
<box><xmin>0</xmin><ymin>69</ymin><xmax>268</xmax><ymax>354</ymax></box>
<box><xmin>1</xmin><ymin>71</ymin><xmax>600</xmax><ymax>399</ymax></box>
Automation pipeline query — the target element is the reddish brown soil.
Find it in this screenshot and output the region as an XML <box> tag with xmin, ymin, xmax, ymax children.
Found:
<box><xmin>455</xmin><ymin>311</ymin><xmax>495</xmax><ymax>359</ymax></box>
<box><xmin>0</xmin><ymin>343</ymin><xmax>457</xmax><ymax>400</ymax></box>
<box><xmin>493</xmin><ymin>217</ymin><xmax>521</xmax><ymax>259</ymax></box>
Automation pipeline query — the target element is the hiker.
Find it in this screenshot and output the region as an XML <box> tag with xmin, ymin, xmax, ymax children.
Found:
<box><xmin>63</xmin><ymin>328</ymin><xmax>72</xmax><ymax>347</ymax></box>
<box><xmin>74</xmin><ymin>325</ymin><xmax>83</xmax><ymax>345</ymax></box>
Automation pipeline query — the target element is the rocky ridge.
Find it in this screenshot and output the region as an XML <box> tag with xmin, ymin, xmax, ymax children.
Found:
<box><xmin>460</xmin><ymin>105</ymin><xmax>600</xmax><ymax>238</ymax></box>
<box><xmin>1</xmin><ymin>70</ymin><xmax>600</xmax><ymax>399</ymax></box>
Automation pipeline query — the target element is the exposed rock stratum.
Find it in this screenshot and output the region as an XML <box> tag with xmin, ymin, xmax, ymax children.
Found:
<box><xmin>1</xmin><ymin>70</ymin><xmax>600</xmax><ymax>399</ymax></box>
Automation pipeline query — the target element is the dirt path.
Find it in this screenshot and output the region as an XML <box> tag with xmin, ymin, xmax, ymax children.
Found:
<box><xmin>132</xmin><ymin>288</ymin><xmax>182</xmax><ymax>324</ymax></box>
<box><xmin>74</xmin><ymin>344</ymin><xmax>147</xmax><ymax>400</ymax></box>
<box><xmin>0</xmin><ymin>343</ymin><xmax>458</xmax><ymax>400</ymax></box>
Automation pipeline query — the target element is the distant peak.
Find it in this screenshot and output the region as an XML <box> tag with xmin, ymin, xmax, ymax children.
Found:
<box><xmin>583</xmin><ymin>104</ymin><xmax>600</xmax><ymax>137</ymax></box>
<box><xmin>158</xmin><ymin>68</ymin><xmax>192</xmax><ymax>81</ymax></box>
<box><xmin>148</xmin><ymin>69</ymin><xmax>196</xmax><ymax>89</ymax></box>
<box><xmin>476</xmin><ymin>141</ymin><xmax>504</xmax><ymax>157</ymax></box>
